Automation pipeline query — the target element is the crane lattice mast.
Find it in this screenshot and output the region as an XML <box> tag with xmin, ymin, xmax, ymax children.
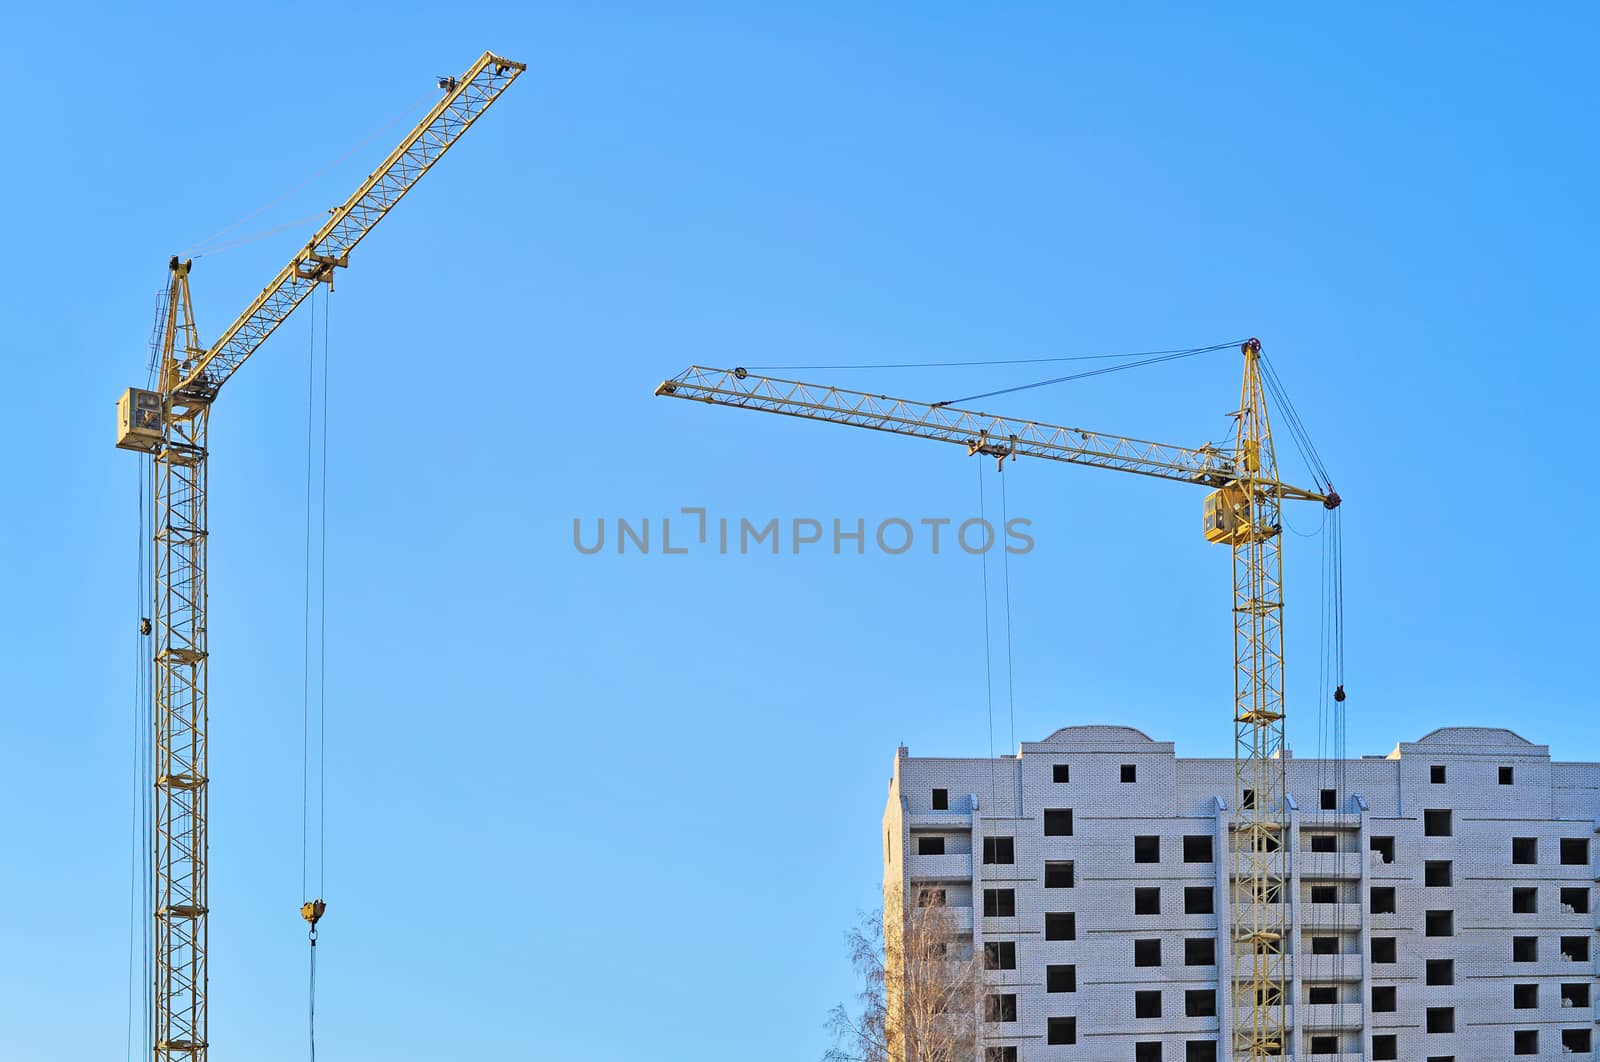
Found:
<box><xmin>118</xmin><ymin>50</ymin><xmax>524</xmax><ymax>1061</ymax></box>
<box><xmin>656</xmin><ymin>341</ymin><xmax>1339</xmax><ymax>1061</ymax></box>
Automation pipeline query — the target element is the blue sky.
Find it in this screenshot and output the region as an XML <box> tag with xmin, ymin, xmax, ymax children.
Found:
<box><xmin>2</xmin><ymin>4</ymin><xmax>1596</xmax><ymax>1060</ymax></box>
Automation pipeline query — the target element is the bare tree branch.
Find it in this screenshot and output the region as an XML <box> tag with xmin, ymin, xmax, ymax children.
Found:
<box><xmin>825</xmin><ymin>885</ymin><xmax>988</xmax><ymax>1062</ymax></box>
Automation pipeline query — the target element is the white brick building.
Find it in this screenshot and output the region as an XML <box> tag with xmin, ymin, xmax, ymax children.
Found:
<box><xmin>883</xmin><ymin>725</ymin><xmax>1600</xmax><ymax>1061</ymax></box>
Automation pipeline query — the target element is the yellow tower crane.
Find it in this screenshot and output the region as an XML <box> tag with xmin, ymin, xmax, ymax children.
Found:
<box><xmin>115</xmin><ymin>50</ymin><xmax>524</xmax><ymax>1061</ymax></box>
<box><xmin>656</xmin><ymin>341</ymin><xmax>1340</xmax><ymax>1061</ymax></box>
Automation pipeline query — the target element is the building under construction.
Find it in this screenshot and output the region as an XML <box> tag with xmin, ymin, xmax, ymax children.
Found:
<box><xmin>885</xmin><ymin>724</ymin><xmax>1600</xmax><ymax>1061</ymax></box>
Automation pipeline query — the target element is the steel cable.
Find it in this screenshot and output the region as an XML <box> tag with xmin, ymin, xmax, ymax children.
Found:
<box><xmin>748</xmin><ymin>342</ymin><xmax>1243</xmax><ymax>373</ymax></box>
<box><xmin>180</xmin><ymin>91</ymin><xmax>435</xmax><ymax>258</ymax></box>
<box><xmin>933</xmin><ymin>342</ymin><xmax>1239</xmax><ymax>408</ymax></box>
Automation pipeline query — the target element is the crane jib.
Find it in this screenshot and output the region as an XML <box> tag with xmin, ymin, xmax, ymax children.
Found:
<box><xmin>655</xmin><ymin>365</ymin><xmax>1331</xmax><ymax>506</ymax></box>
<box><xmin>174</xmin><ymin>51</ymin><xmax>525</xmax><ymax>399</ymax></box>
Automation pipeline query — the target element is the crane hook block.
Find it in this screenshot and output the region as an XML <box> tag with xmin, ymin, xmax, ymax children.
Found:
<box><xmin>1334</xmin><ymin>685</ymin><xmax>1346</xmax><ymax>703</ymax></box>
<box><xmin>301</xmin><ymin>899</ymin><xmax>327</xmax><ymax>926</ymax></box>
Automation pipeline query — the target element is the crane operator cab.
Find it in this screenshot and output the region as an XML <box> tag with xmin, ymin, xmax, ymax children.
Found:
<box><xmin>1203</xmin><ymin>485</ymin><xmax>1251</xmax><ymax>545</ymax></box>
<box><xmin>117</xmin><ymin>387</ymin><xmax>163</xmax><ymax>452</ymax></box>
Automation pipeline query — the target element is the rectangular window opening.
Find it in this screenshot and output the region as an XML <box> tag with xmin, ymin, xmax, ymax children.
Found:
<box><xmin>984</xmin><ymin>941</ymin><xmax>1016</xmax><ymax>970</ymax></box>
<box><xmin>1047</xmin><ymin>1017</ymin><xmax>1076</xmax><ymax>1046</ymax></box>
<box><xmin>985</xmin><ymin>993</ymin><xmax>1017</xmax><ymax>1023</ymax></box>
<box><xmin>982</xmin><ymin>888</ymin><xmax>1015</xmax><ymax>918</ymax></box>
<box><xmin>982</xmin><ymin>836</ymin><xmax>1014</xmax><ymax>865</ymax></box>
<box><xmin>1135</xmin><ymin>989</ymin><xmax>1161</xmax><ymax>1019</ymax></box>
<box><xmin>1185</xmin><ymin>886</ymin><xmax>1214</xmax><ymax>915</ymax></box>
<box><xmin>1046</xmin><ymin>963</ymin><xmax>1076</xmax><ymax>993</ymax></box>
<box><xmin>1044</xmin><ymin>808</ymin><xmax>1074</xmax><ymax>836</ymax></box>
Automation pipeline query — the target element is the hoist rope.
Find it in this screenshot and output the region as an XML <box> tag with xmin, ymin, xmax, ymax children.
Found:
<box><xmin>319</xmin><ymin>293</ymin><xmax>331</xmax><ymax>900</ymax></box>
<box><xmin>301</xmin><ymin>291</ymin><xmax>317</xmax><ymax>904</ymax></box>
<box><xmin>300</xmin><ymin>287</ymin><xmax>333</xmax><ymax>1060</ymax></box>
<box><xmin>126</xmin><ymin>455</ymin><xmax>148</xmax><ymax>1062</ymax></box>
<box><xmin>179</xmin><ymin>91</ymin><xmax>435</xmax><ymax>258</ymax></box>
<box><xmin>999</xmin><ymin>467</ymin><xmax>1017</xmax><ymax>760</ymax></box>
<box><xmin>1328</xmin><ymin>509</ymin><xmax>1349</xmax><ymax>989</ymax></box>
<box><xmin>933</xmin><ymin>341</ymin><xmax>1240</xmax><ymax>408</ymax></box>
<box><xmin>747</xmin><ymin>341</ymin><xmax>1244</xmax><ymax>373</ymax></box>
<box><xmin>977</xmin><ymin>460</ymin><xmax>1000</xmax><ymax>819</ymax></box>
<box><xmin>308</xmin><ymin>933</ymin><xmax>319</xmax><ymax>1062</ymax></box>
